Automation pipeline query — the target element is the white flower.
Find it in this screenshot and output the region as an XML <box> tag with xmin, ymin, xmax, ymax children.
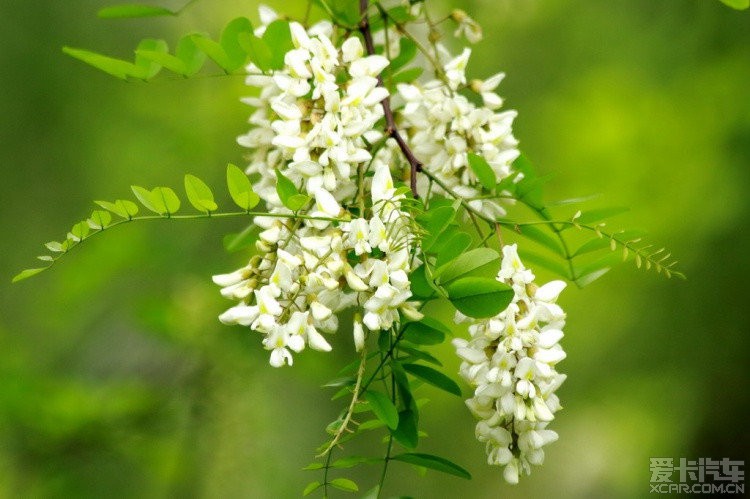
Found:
<box><xmin>453</xmin><ymin>244</ymin><xmax>566</xmax><ymax>483</ymax></box>
<box><xmin>451</xmin><ymin>9</ymin><xmax>483</xmax><ymax>44</ymax></box>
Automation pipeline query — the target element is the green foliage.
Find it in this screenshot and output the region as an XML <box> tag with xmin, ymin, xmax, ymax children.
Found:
<box><xmin>402</xmin><ymin>363</ymin><xmax>462</xmax><ymax>397</ymax></box>
<box><xmin>98</xmin><ymin>4</ymin><xmax>176</xmax><ymax>18</ymax></box>
<box><xmin>402</xmin><ymin>317</ymin><xmax>449</xmax><ymax>345</ymax></box>
<box><xmin>467</xmin><ymin>153</ymin><xmax>496</xmax><ymax>190</ymax></box>
<box><xmin>432</xmin><ymin>247</ymin><xmax>501</xmax><ymax>285</ymax></box>
<box><xmin>329</xmin><ymin>478</ymin><xmax>359</xmax><ymax>493</ymax></box>
<box><xmin>444</xmin><ymin>276</ymin><xmax>514</xmax><ymax>318</ymax></box>
<box><xmin>184</xmin><ymin>174</ymin><xmax>218</xmax><ymax>213</ymax></box>
<box><xmin>364</xmin><ymin>390</ymin><xmax>399</xmax><ymax>430</ymax></box>
<box><xmin>720</xmin><ymin>0</ymin><xmax>749</xmax><ymax>9</ymax></box>
<box><xmin>391</xmin><ymin>453</ymin><xmax>471</xmax><ymax>480</ymax></box>
<box><xmin>227</xmin><ymin>164</ymin><xmax>260</xmax><ymax>211</ymax></box>
<box><xmin>275</xmin><ymin>170</ymin><xmax>310</xmax><ymax>212</ymax></box>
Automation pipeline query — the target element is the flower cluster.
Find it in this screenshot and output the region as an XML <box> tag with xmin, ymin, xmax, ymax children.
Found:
<box><xmin>237</xmin><ymin>16</ymin><xmax>390</xmax><ymax>207</ymax></box>
<box><xmin>452</xmin><ymin>244</ymin><xmax>567</xmax><ymax>483</ymax></box>
<box><xmin>398</xmin><ymin>48</ymin><xmax>520</xmax><ymax>219</ymax></box>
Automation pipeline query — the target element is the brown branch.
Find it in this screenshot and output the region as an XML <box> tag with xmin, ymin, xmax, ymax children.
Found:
<box><xmin>358</xmin><ymin>0</ymin><xmax>422</xmax><ymax>198</ymax></box>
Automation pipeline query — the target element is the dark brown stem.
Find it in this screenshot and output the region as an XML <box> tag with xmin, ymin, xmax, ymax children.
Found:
<box><xmin>358</xmin><ymin>0</ymin><xmax>422</xmax><ymax>198</ymax></box>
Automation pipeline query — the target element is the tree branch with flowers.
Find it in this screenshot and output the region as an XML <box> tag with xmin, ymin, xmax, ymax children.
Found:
<box><xmin>16</xmin><ymin>0</ymin><xmax>743</xmax><ymax>495</ymax></box>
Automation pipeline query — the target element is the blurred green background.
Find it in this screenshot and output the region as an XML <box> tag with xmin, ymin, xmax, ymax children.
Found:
<box><xmin>1</xmin><ymin>0</ymin><xmax>748</xmax><ymax>497</ymax></box>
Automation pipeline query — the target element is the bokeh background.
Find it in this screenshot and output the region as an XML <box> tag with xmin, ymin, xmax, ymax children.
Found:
<box><xmin>1</xmin><ymin>0</ymin><xmax>748</xmax><ymax>497</ymax></box>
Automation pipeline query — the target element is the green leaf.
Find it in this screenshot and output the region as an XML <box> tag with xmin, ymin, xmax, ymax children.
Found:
<box><xmin>445</xmin><ymin>276</ymin><xmax>514</xmax><ymax>319</ymax></box>
<box><xmin>302</xmin><ymin>481</ymin><xmax>322</xmax><ymax>496</ymax></box>
<box><xmin>360</xmin><ymin>486</ymin><xmax>380</xmax><ymax>499</ymax></box>
<box><xmin>95</xmin><ymin>199</ymin><xmax>139</xmax><ymax>219</ymax></box>
<box><xmin>391</xmin><ymin>67</ymin><xmax>423</xmax><ymax>84</ymax></box>
<box><xmin>575</xmin><ymin>267</ymin><xmax>611</xmax><ymax>287</ymax></box>
<box><xmin>409</xmin><ymin>264</ymin><xmax>437</xmax><ymax>299</ymax></box>
<box><xmin>329</xmin><ymin>478</ymin><xmax>358</xmax><ymax>493</ymax></box>
<box><xmin>402</xmin><ymin>317</ymin><xmax>449</xmax><ymax>346</ymax></box>
<box><xmin>176</xmin><ymin>35</ymin><xmax>206</xmax><ymax>76</ymax></box>
<box><xmin>87</xmin><ymin>210</ymin><xmax>112</xmax><ymax>229</ymax></box>
<box><xmin>190</xmin><ymin>35</ymin><xmax>232</xmax><ymax>71</ymax></box>
<box><xmin>221</xmin><ymin>18</ymin><xmax>256</xmax><ymax>71</ymax></box>
<box><xmin>223</xmin><ymin>224</ymin><xmax>261</xmax><ymax>253</ymax></box>
<box><xmin>226</xmin><ymin>163</ymin><xmax>260</xmax><ymax>210</ymax></box>
<box><xmin>434</xmin><ymin>247</ymin><xmax>501</xmax><ymax>285</ymax></box>
<box><xmin>391</xmin><ymin>409</ymin><xmax>419</xmax><ymax>449</ymax></box>
<box><xmin>70</xmin><ymin>221</ymin><xmax>90</xmax><ymax>240</ymax></box>
<box><xmin>331</xmin><ymin>456</ymin><xmax>379</xmax><ymax>469</ymax></box>
<box><xmin>398</xmin><ymin>345</ymin><xmax>442</xmax><ymax>367</ymax></box>
<box><xmin>516</xmin><ymin>224</ymin><xmax>566</xmax><ymax>258</ymax></box>
<box><xmin>62</xmin><ymin>47</ymin><xmax>138</xmax><ymax>80</ymax></box>
<box><xmin>576</xmin><ymin>207</ymin><xmax>628</xmax><ymax>225</ymax></box>
<box><xmin>12</xmin><ymin>268</ymin><xmax>48</xmax><ymax>283</ymax></box>
<box><xmin>434</xmin><ymin>231</ymin><xmax>472</xmax><ymax>268</ymax></box>
<box><xmin>467</xmin><ymin>153</ymin><xmax>496</xmax><ymax>190</ymax></box>
<box><xmin>184</xmin><ymin>174</ymin><xmax>218</xmax><ymax>213</ymax></box>
<box><xmin>131</xmin><ymin>185</ymin><xmax>159</xmax><ymax>213</ymax></box>
<box><xmin>275</xmin><ymin>170</ymin><xmax>309</xmax><ymax>211</ymax></box>
<box><xmin>421</xmin><ymin>206</ymin><xmax>457</xmax><ymax>251</ymax></box>
<box><xmin>152</xmin><ymin>186</ymin><xmax>181</xmax><ymax>215</ymax></box>
<box><xmin>518</xmin><ymin>249</ymin><xmax>571</xmax><ymax>279</ymax></box>
<box><xmin>391</xmin><ymin>453</ymin><xmax>471</xmax><ymax>480</ymax></box>
<box><xmin>720</xmin><ymin>0</ymin><xmax>749</xmax><ymax>9</ymax></box>
<box><xmin>389</xmin><ymin>38</ymin><xmax>417</xmax><ymax>73</ymax></box>
<box><xmin>261</xmin><ymin>20</ymin><xmax>294</xmax><ymax>70</ymax></box>
<box><xmin>402</xmin><ymin>364</ymin><xmax>461</xmax><ymax>397</ymax></box>
<box><xmin>572</xmin><ymin>237</ymin><xmax>611</xmax><ymax>257</ymax></box>
<box><xmin>364</xmin><ymin>391</ymin><xmax>399</xmax><ymax>430</ymax></box>
<box><xmin>97</xmin><ymin>4</ymin><xmax>175</xmax><ymax>18</ymax></box>
<box><xmin>45</xmin><ymin>241</ymin><xmax>64</xmax><ymax>252</ymax></box>
<box><xmin>134</xmin><ymin>49</ymin><xmax>186</xmax><ymax>75</ymax></box>
<box><xmin>134</xmin><ymin>39</ymin><xmax>169</xmax><ymax>80</ymax></box>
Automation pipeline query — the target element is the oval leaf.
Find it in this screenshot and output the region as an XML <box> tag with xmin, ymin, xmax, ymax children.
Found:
<box><xmin>227</xmin><ymin>163</ymin><xmax>260</xmax><ymax>210</ymax></box>
<box><xmin>151</xmin><ymin>186</ymin><xmax>180</xmax><ymax>215</ymax></box>
<box><xmin>445</xmin><ymin>276</ymin><xmax>514</xmax><ymax>319</ymax></box>
<box><xmin>184</xmin><ymin>174</ymin><xmax>218</xmax><ymax>213</ymax></box>
<box><xmin>434</xmin><ymin>247</ymin><xmax>501</xmax><ymax>285</ymax></box>
<box><xmin>329</xmin><ymin>478</ymin><xmax>358</xmax><ymax>493</ymax></box>
<box><xmin>364</xmin><ymin>390</ymin><xmax>399</xmax><ymax>430</ymax></box>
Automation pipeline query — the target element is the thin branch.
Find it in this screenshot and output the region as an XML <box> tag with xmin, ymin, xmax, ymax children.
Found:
<box><xmin>358</xmin><ymin>0</ymin><xmax>423</xmax><ymax>198</ymax></box>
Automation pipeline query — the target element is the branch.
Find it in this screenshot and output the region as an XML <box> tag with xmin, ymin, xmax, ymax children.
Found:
<box><xmin>358</xmin><ymin>0</ymin><xmax>423</xmax><ymax>198</ymax></box>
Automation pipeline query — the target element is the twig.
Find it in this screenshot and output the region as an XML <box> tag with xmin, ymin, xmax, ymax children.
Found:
<box><xmin>358</xmin><ymin>0</ymin><xmax>423</xmax><ymax>198</ymax></box>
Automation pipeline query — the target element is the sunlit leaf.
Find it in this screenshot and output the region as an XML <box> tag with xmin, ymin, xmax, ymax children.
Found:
<box><xmin>45</xmin><ymin>241</ymin><xmax>64</xmax><ymax>252</ymax></box>
<box><xmin>134</xmin><ymin>39</ymin><xmax>168</xmax><ymax>80</ymax></box>
<box><xmin>152</xmin><ymin>186</ymin><xmax>180</xmax><ymax>215</ymax></box>
<box><xmin>261</xmin><ymin>20</ymin><xmax>294</xmax><ymax>70</ymax></box>
<box><xmin>12</xmin><ymin>267</ymin><xmax>48</xmax><ymax>283</ymax></box>
<box><xmin>719</xmin><ymin>0</ymin><xmax>749</xmax><ymax>9</ymax></box>
<box><xmin>87</xmin><ymin>209</ymin><xmax>112</xmax><ymax>229</ymax></box>
<box><xmin>95</xmin><ymin>199</ymin><xmax>139</xmax><ymax>219</ymax></box>
<box><xmin>275</xmin><ymin>170</ymin><xmax>309</xmax><ymax>211</ymax></box>
<box><xmin>184</xmin><ymin>174</ymin><xmax>218</xmax><ymax>213</ymax></box>
<box><xmin>62</xmin><ymin>47</ymin><xmax>138</xmax><ymax>80</ymax></box>
<box><xmin>227</xmin><ymin>163</ymin><xmax>260</xmax><ymax>210</ymax></box>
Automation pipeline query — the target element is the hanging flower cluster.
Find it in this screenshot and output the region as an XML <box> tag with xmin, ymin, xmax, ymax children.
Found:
<box><xmin>398</xmin><ymin>48</ymin><xmax>520</xmax><ymax>219</ymax></box>
<box><xmin>453</xmin><ymin>244</ymin><xmax>567</xmax><ymax>483</ymax></box>
<box><xmin>215</xmin><ymin>13</ymin><xmax>418</xmax><ymax>366</ymax></box>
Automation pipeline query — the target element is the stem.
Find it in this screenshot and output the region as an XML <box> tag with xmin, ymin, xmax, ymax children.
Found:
<box><xmin>359</xmin><ymin>0</ymin><xmax>423</xmax><ymax>198</ymax></box>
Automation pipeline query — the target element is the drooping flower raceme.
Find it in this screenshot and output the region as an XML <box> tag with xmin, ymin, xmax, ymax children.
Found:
<box><xmin>398</xmin><ymin>48</ymin><xmax>520</xmax><ymax>219</ymax></box>
<box><xmin>452</xmin><ymin>244</ymin><xmax>567</xmax><ymax>483</ymax></box>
